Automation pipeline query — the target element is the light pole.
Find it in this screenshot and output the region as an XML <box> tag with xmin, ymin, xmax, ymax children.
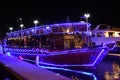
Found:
<box><xmin>33</xmin><ymin>20</ymin><xmax>39</xmax><ymax>35</ymax></box>
<box><xmin>20</xmin><ymin>24</ymin><xmax>24</xmax><ymax>36</ymax></box>
<box><xmin>84</xmin><ymin>13</ymin><xmax>90</xmax><ymax>31</ymax></box>
<box><xmin>20</xmin><ymin>24</ymin><xmax>24</xmax><ymax>47</ymax></box>
<box><xmin>84</xmin><ymin>13</ymin><xmax>90</xmax><ymax>23</ymax></box>
<box><xmin>20</xmin><ymin>24</ymin><xmax>24</xmax><ymax>30</ymax></box>
<box><xmin>84</xmin><ymin>13</ymin><xmax>91</xmax><ymax>47</ymax></box>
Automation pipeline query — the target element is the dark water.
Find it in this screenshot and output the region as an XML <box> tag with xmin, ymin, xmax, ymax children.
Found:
<box><xmin>37</xmin><ymin>54</ymin><xmax>120</xmax><ymax>80</ymax></box>
<box><xmin>95</xmin><ymin>55</ymin><xmax>120</xmax><ymax>80</ymax></box>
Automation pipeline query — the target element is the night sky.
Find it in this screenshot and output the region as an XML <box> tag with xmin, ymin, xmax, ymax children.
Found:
<box><xmin>0</xmin><ymin>1</ymin><xmax>119</xmax><ymax>39</ymax></box>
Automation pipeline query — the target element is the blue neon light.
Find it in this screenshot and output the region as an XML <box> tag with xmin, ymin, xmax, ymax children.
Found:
<box><xmin>21</xmin><ymin>59</ymin><xmax>97</xmax><ymax>80</ymax></box>
<box><xmin>22</xmin><ymin>58</ymin><xmax>97</xmax><ymax>80</ymax></box>
<box><xmin>22</xmin><ymin>49</ymin><xmax>104</xmax><ymax>68</ymax></box>
<box><xmin>5</xmin><ymin>47</ymin><xmax>108</xmax><ymax>68</ymax></box>
<box><xmin>38</xmin><ymin>65</ymin><xmax>97</xmax><ymax>80</ymax></box>
<box><xmin>6</xmin><ymin>52</ymin><xmax>11</xmax><ymax>56</ymax></box>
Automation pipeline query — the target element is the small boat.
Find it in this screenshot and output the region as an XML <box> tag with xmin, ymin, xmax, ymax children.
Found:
<box><xmin>3</xmin><ymin>21</ymin><xmax>115</xmax><ymax>69</ymax></box>
<box><xmin>91</xmin><ymin>24</ymin><xmax>120</xmax><ymax>53</ymax></box>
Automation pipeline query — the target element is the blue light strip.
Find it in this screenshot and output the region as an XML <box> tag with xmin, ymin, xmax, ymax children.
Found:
<box><xmin>23</xmin><ymin>57</ymin><xmax>93</xmax><ymax>67</ymax></box>
<box><xmin>35</xmin><ymin>49</ymin><xmax>106</xmax><ymax>67</ymax></box>
<box><xmin>91</xmin><ymin>49</ymin><xmax>104</xmax><ymax>66</ymax></box>
<box><xmin>38</xmin><ymin>65</ymin><xmax>97</xmax><ymax>80</ymax></box>
<box><xmin>20</xmin><ymin>57</ymin><xmax>97</xmax><ymax>80</ymax></box>
<box><xmin>6</xmin><ymin>48</ymin><xmax>107</xmax><ymax>68</ymax></box>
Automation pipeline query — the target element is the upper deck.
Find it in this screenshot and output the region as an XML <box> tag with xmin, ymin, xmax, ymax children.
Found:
<box><xmin>6</xmin><ymin>21</ymin><xmax>91</xmax><ymax>38</ymax></box>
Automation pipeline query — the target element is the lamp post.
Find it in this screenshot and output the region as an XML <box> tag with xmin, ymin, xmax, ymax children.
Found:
<box><xmin>20</xmin><ymin>24</ymin><xmax>24</xmax><ymax>30</ymax></box>
<box><xmin>84</xmin><ymin>13</ymin><xmax>91</xmax><ymax>47</ymax></box>
<box><xmin>84</xmin><ymin>13</ymin><xmax>90</xmax><ymax>31</ymax></box>
<box><xmin>33</xmin><ymin>20</ymin><xmax>39</xmax><ymax>35</ymax></box>
<box><xmin>20</xmin><ymin>24</ymin><xmax>24</xmax><ymax>36</ymax></box>
<box><xmin>84</xmin><ymin>13</ymin><xmax>90</xmax><ymax>23</ymax></box>
<box><xmin>20</xmin><ymin>24</ymin><xmax>24</xmax><ymax>47</ymax></box>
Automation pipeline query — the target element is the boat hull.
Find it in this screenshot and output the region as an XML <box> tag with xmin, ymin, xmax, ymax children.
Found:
<box><xmin>4</xmin><ymin>47</ymin><xmax>109</xmax><ymax>69</ymax></box>
<box><xmin>109</xmin><ymin>46</ymin><xmax>120</xmax><ymax>53</ymax></box>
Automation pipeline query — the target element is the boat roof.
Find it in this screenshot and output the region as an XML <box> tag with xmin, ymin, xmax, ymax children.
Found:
<box><xmin>93</xmin><ymin>24</ymin><xmax>120</xmax><ymax>32</ymax></box>
<box><xmin>6</xmin><ymin>21</ymin><xmax>91</xmax><ymax>38</ymax></box>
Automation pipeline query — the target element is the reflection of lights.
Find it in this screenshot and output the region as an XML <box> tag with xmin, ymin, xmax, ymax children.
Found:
<box><xmin>104</xmin><ymin>63</ymin><xmax>120</xmax><ymax>80</ymax></box>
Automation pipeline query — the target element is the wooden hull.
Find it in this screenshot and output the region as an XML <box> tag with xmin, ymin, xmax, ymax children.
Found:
<box><xmin>4</xmin><ymin>47</ymin><xmax>109</xmax><ymax>68</ymax></box>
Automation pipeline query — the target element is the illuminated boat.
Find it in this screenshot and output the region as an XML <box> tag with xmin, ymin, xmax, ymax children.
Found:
<box><xmin>91</xmin><ymin>24</ymin><xmax>120</xmax><ymax>53</ymax></box>
<box><xmin>3</xmin><ymin>21</ymin><xmax>115</xmax><ymax>69</ymax></box>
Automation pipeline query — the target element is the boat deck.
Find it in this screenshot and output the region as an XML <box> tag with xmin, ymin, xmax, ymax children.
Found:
<box><xmin>0</xmin><ymin>53</ymin><xmax>70</xmax><ymax>80</ymax></box>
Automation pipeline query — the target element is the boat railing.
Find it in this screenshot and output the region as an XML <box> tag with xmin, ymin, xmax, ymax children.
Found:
<box><xmin>103</xmin><ymin>42</ymin><xmax>116</xmax><ymax>50</ymax></box>
<box><xmin>4</xmin><ymin>46</ymin><xmax>49</xmax><ymax>54</ymax></box>
<box><xmin>4</xmin><ymin>41</ymin><xmax>115</xmax><ymax>55</ymax></box>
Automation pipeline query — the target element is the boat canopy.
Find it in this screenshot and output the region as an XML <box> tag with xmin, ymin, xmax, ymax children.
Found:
<box><xmin>6</xmin><ymin>21</ymin><xmax>91</xmax><ymax>38</ymax></box>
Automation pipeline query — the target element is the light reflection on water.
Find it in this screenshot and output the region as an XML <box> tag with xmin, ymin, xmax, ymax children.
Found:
<box><xmin>104</xmin><ymin>62</ymin><xmax>120</xmax><ymax>80</ymax></box>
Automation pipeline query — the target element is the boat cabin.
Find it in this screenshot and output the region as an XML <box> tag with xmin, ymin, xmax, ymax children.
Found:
<box><xmin>91</xmin><ymin>24</ymin><xmax>120</xmax><ymax>46</ymax></box>
<box><xmin>5</xmin><ymin>21</ymin><xmax>92</xmax><ymax>50</ymax></box>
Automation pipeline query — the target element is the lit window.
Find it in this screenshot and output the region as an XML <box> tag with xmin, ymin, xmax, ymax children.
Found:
<box><xmin>109</xmin><ymin>32</ymin><xmax>114</xmax><ymax>37</ymax></box>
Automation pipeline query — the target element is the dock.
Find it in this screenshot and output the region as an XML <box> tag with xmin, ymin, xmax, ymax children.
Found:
<box><xmin>0</xmin><ymin>53</ymin><xmax>70</xmax><ymax>80</ymax></box>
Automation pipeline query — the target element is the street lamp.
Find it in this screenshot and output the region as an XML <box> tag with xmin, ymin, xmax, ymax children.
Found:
<box><xmin>34</xmin><ymin>20</ymin><xmax>39</xmax><ymax>26</ymax></box>
<box><xmin>84</xmin><ymin>13</ymin><xmax>90</xmax><ymax>23</ymax></box>
<box><xmin>33</xmin><ymin>20</ymin><xmax>39</xmax><ymax>35</ymax></box>
<box><xmin>84</xmin><ymin>13</ymin><xmax>91</xmax><ymax>47</ymax></box>
<box><xmin>84</xmin><ymin>13</ymin><xmax>91</xmax><ymax>31</ymax></box>
<box><xmin>9</xmin><ymin>27</ymin><xmax>13</xmax><ymax>32</ymax></box>
<box><xmin>20</xmin><ymin>24</ymin><xmax>24</xmax><ymax>30</ymax></box>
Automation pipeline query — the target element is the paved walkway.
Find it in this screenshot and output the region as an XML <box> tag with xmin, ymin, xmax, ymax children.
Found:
<box><xmin>0</xmin><ymin>53</ymin><xmax>70</xmax><ymax>80</ymax></box>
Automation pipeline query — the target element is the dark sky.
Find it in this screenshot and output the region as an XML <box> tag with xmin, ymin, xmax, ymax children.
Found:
<box><xmin>0</xmin><ymin>0</ymin><xmax>119</xmax><ymax>38</ymax></box>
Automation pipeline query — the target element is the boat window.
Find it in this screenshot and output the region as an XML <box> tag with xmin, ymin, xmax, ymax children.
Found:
<box><xmin>118</xmin><ymin>33</ymin><xmax>120</xmax><ymax>36</ymax></box>
<box><xmin>116</xmin><ymin>41</ymin><xmax>120</xmax><ymax>46</ymax></box>
<box><xmin>109</xmin><ymin>32</ymin><xmax>114</xmax><ymax>37</ymax></box>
